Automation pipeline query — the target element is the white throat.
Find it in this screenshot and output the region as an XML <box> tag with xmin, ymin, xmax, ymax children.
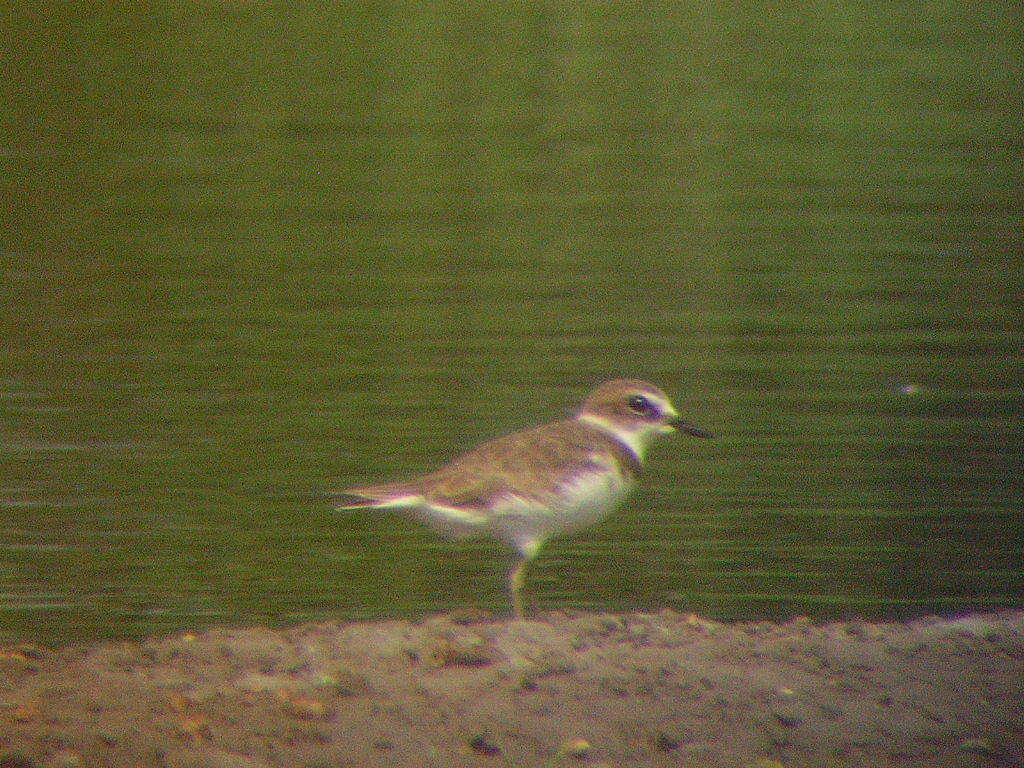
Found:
<box><xmin>577</xmin><ymin>413</ymin><xmax>651</xmax><ymax>461</ymax></box>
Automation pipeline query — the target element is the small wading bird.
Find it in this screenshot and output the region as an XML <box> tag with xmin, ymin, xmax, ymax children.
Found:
<box><xmin>333</xmin><ymin>379</ymin><xmax>712</xmax><ymax>618</ymax></box>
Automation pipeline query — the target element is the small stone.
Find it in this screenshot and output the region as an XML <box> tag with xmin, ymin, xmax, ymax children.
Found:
<box><xmin>597</xmin><ymin>616</ymin><xmax>626</xmax><ymax>634</ymax></box>
<box><xmin>177</xmin><ymin>714</ymin><xmax>212</xmax><ymax>743</ymax></box>
<box><xmin>559</xmin><ymin>738</ymin><xmax>592</xmax><ymax>759</ymax></box>
<box><xmin>684</xmin><ymin>613</ymin><xmax>721</xmax><ymax>632</ymax></box>
<box><xmin>959</xmin><ymin>738</ymin><xmax>996</xmax><ymax>756</ymax></box>
<box><xmin>771</xmin><ymin>707</ymin><xmax>803</xmax><ymax>727</ymax></box>
<box><xmin>14</xmin><ymin>644</ymin><xmax>44</xmax><ymax>660</ymax></box>
<box><xmin>467</xmin><ymin>731</ymin><xmax>502</xmax><ymax>756</ymax></box>
<box><xmin>428</xmin><ymin>633</ymin><xmax>497</xmax><ymax>667</ymax></box>
<box><xmin>516</xmin><ymin>671</ymin><xmax>539</xmax><ymax>691</ymax></box>
<box><xmin>284</xmin><ymin>696</ymin><xmax>332</xmax><ymax>720</ymax></box>
<box><xmin>312</xmin><ymin>672</ymin><xmax>338</xmax><ymax>689</ymax></box>
<box><xmin>511</xmin><ymin>650</ymin><xmax>576</xmax><ymax>691</ymax></box>
<box><xmin>94</xmin><ymin>730</ymin><xmax>119</xmax><ymax>746</ymax></box>
<box><xmin>653</xmin><ymin>731</ymin><xmax>683</xmax><ymax>751</ymax></box>
<box><xmin>334</xmin><ymin>670</ymin><xmax>371</xmax><ymax>695</ymax></box>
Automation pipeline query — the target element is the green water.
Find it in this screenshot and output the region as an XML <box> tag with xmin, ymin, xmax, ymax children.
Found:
<box><xmin>1</xmin><ymin>2</ymin><xmax>1022</xmax><ymax>643</ymax></box>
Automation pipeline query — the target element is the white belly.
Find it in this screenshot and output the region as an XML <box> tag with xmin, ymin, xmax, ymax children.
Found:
<box><xmin>489</xmin><ymin>468</ymin><xmax>634</xmax><ymax>558</ymax></box>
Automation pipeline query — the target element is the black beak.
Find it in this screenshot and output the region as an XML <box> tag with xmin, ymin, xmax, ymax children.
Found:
<box><xmin>669</xmin><ymin>417</ymin><xmax>714</xmax><ymax>438</ymax></box>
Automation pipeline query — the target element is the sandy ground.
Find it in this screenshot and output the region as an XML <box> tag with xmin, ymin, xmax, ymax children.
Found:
<box><xmin>1</xmin><ymin>610</ymin><xmax>1022</xmax><ymax>768</ymax></box>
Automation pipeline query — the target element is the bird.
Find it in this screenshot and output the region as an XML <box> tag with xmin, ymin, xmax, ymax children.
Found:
<box><xmin>332</xmin><ymin>379</ymin><xmax>713</xmax><ymax>618</ymax></box>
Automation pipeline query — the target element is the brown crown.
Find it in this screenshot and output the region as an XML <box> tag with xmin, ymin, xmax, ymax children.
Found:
<box><xmin>577</xmin><ymin>379</ymin><xmax>671</xmax><ymax>422</ymax></box>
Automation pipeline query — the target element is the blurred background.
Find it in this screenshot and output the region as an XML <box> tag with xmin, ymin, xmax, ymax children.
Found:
<box><xmin>1</xmin><ymin>1</ymin><xmax>1021</xmax><ymax>643</ymax></box>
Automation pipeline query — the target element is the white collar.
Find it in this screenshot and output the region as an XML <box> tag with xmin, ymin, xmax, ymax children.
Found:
<box><xmin>577</xmin><ymin>413</ymin><xmax>647</xmax><ymax>461</ymax></box>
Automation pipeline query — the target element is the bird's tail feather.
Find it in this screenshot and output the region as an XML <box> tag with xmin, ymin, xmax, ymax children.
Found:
<box><xmin>331</xmin><ymin>492</ymin><xmax>382</xmax><ymax>510</ymax></box>
<box><xmin>331</xmin><ymin>485</ymin><xmax>423</xmax><ymax>511</ymax></box>
<box><xmin>331</xmin><ymin>486</ymin><xmax>487</xmax><ymax>539</ymax></box>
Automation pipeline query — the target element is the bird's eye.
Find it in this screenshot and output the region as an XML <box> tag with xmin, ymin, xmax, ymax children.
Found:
<box><xmin>628</xmin><ymin>395</ymin><xmax>652</xmax><ymax>415</ymax></box>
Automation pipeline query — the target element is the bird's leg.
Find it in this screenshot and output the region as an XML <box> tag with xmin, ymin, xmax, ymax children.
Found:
<box><xmin>509</xmin><ymin>557</ymin><xmax>527</xmax><ymax>620</ymax></box>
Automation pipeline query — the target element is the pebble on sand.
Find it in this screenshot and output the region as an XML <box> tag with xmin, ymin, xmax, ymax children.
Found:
<box><xmin>559</xmin><ymin>738</ymin><xmax>592</xmax><ymax>759</ymax></box>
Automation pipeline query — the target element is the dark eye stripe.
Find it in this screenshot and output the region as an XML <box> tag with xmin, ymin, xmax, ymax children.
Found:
<box><xmin>628</xmin><ymin>395</ymin><xmax>653</xmax><ymax>415</ymax></box>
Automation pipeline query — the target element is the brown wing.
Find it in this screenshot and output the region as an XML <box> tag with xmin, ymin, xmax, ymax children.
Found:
<box><xmin>333</xmin><ymin>419</ymin><xmax>640</xmax><ymax>539</ymax></box>
<box><xmin>415</xmin><ymin>419</ymin><xmax>639</xmax><ymax>512</ymax></box>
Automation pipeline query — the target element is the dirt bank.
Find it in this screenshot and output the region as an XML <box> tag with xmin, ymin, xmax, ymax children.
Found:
<box><xmin>1</xmin><ymin>610</ymin><xmax>1022</xmax><ymax>767</ymax></box>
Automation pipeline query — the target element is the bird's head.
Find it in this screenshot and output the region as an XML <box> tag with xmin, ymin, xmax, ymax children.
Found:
<box><xmin>576</xmin><ymin>378</ymin><xmax>712</xmax><ymax>458</ymax></box>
